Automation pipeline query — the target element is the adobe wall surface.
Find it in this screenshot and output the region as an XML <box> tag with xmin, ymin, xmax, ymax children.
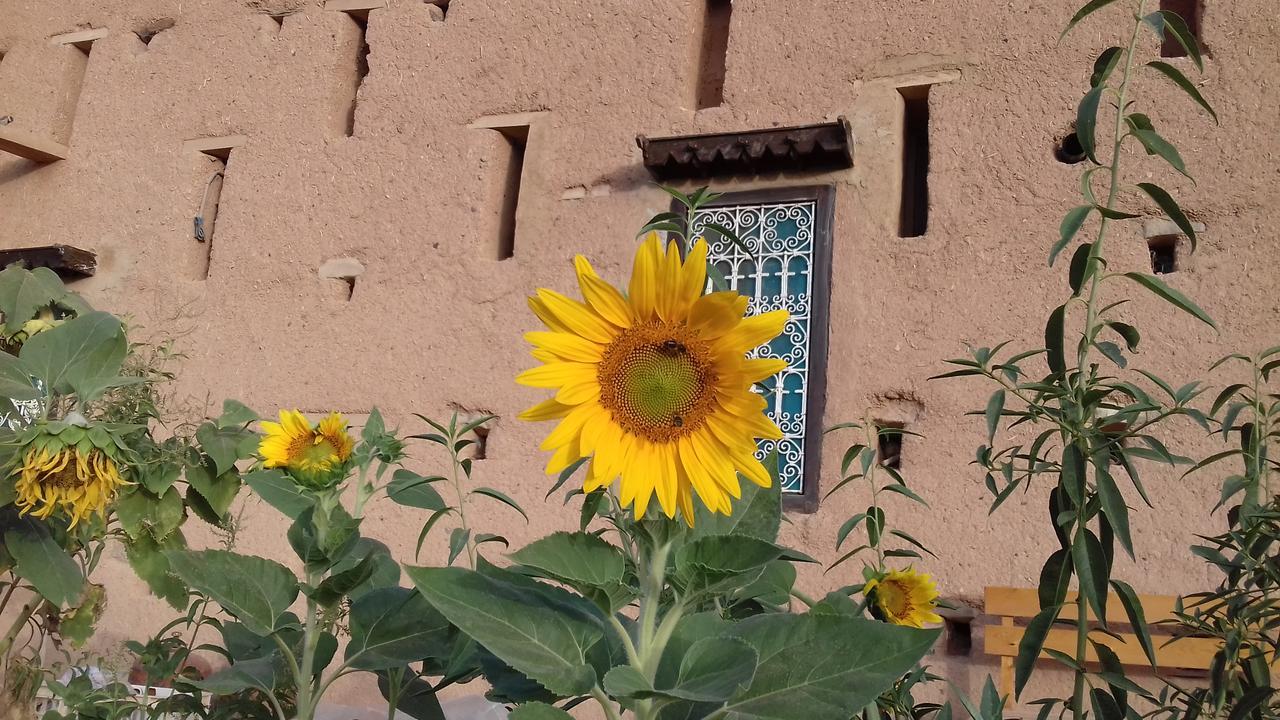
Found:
<box><xmin>1</xmin><ymin>0</ymin><xmax>1277</xmax><ymax>709</ymax></box>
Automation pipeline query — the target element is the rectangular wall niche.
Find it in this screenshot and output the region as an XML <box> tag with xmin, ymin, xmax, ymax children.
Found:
<box><xmin>341</xmin><ymin>10</ymin><xmax>371</xmax><ymax>137</ymax></box>
<box><xmin>694</xmin><ymin>0</ymin><xmax>732</xmax><ymax>109</ymax></box>
<box><xmin>1160</xmin><ymin>0</ymin><xmax>1201</xmax><ymax>57</ymax></box>
<box><xmin>898</xmin><ymin>84</ymin><xmax>931</xmax><ymax>238</ymax></box>
<box><xmin>491</xmin><ymin>125</ymin><xmax>528</xmax><ymax>261</ymax></box>
<box><xmin>184</xmin><ymin>135</ymin><xmax>245</xmax><ymax>280</ymax></box>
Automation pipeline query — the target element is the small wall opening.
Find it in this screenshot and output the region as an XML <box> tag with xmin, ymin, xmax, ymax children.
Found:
<box><xmin>695</xmin><ymin>0</ymin><xmax>732</xmax><ymax>109</ymax></box>
<box><xmin>134</xmin><ymin>18</ymin><xmax>175</xmax><ymax>46</ymax></box>
<box><xmin>473</xmin><ymin>426</ymin><xmax>489</xmax><ymax>460</ymax></box>
<box><xmin>1055</xmin><ymin>130</ymin><xmax>1087</xmax><ymax>164</ymax></box>
<box><xmin>1148</xmin><ymin>235</ymin><xmax>1179</xmax><ymax>274</ymax></box>
<box><xmin>493</xmin><ymin>126</ymin><xmax>528</xmax><ymax>261</ymax></box>
<box><xmin>1160</xmin><ymin>0</ymin><xmax>1201</xmax><ymax>58</ymax></box>
<box><xmin>944</xmin><ymin>617</ymin><xmax>973</xmax><ymax>656</ymax></box>
<box><xmin>898</xmin><ymin>85</ymin><xmax>931</xmax><ymax>238</ymax></box>
<box><xmin>877</xmin><ymin>422</ymin><xmax>905</xmax><ymax>470</ymax></box>
<box><xmin>269</xmin><ymin>14</ymin><xmax>286</xmax><ymax>28</ymax></box>
<box><xmin>193</xmin><ymin>148</ymin><xmax>232</xmax><ymax>281</ymax></box>
<box><xmin>342</xmin><ymin>11</ymin><xmax>371</xmax><ymax>137</ymax></box>
<box><xmin>427</xmin><ymin>0</ymin><xmax>449</xmax><ymax>21</ymax></box>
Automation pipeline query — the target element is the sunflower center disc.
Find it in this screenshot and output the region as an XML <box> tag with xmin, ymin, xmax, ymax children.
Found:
<box><xmin>598</xmin><ymin>322</ymin><xmax>717</xmax><ymax>442</ymax></box>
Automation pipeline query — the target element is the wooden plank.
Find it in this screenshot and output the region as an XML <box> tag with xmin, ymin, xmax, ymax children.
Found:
<box><xmin>0</xmin><ymin>126</ymin><xmax>68</xmax><ymax>162</ymax></box>
<box><xmin>48</xmin><ymin>28</ymin><xmax>109</xmax><ymax>48</ymax></box>
<box><xmin>985</xmin><ymin>586</ymin><xmax>1181</xmax><ymax>623</ymax></box>
<box><xmin>323</xmin><ymin>0</ymin><xmax>386</xmax><ymax>11</ymax></box>
<box><xmin>0</xmin><ymin>245</ymin><xmax>96</xmax><ymax>277</ymax></box>
<box><xmin>984</xmin><ymin>625</ymin><xmax>1219</xmax><ymax>670</ymax></box>
<box><xmin>182</xmin><ymin>135</ymin><xmax>247</xmax><ymax>156</ymax></box>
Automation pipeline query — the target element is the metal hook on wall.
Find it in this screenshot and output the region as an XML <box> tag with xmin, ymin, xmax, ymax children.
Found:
<box><xmin>193</xmin><ymin>170</ymin><xmax>224</xmax><ymax>242</ymax></box>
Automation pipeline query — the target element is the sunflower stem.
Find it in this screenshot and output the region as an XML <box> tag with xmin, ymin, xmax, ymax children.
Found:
<box><xmin>0</xmin><ymin>594</ymin><xmax>39</xmax><ymax>659</ymax></box>
<box><xmin>633</xmin><ymin>539</ymin><xmax>673</xmax><ymax>720</ymax></box>
<box><xmin>295</xmin><ymin>566</ymin><xmax>322</xmax><ymax>720</ymax></box>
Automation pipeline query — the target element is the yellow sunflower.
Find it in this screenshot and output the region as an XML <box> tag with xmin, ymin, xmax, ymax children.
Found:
<box><xmin>864</xmin><ymin>568</ymin><xmax>943</xmax><ymax>628</ymax></box>
<box><xmin>259</xmin><ymin>410</ymin><xmax>354</xmax><ymax>489</ymax></box>
<box><xmin>517</xmin><ymin>232</ymin><xmax>789</xmax><ymax>524</ymax></box>
<box><xmin>11</xmin><ymin>431</ymin><xmax>129</xmax><ymax>528</ymax></box>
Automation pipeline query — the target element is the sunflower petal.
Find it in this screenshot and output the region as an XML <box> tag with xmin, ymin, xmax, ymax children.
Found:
<box><xmin>525</xmin><ymin>331</ymin><xmax>604</xmax><ymax>362</ymax></box>
<box><xmin>575</xmin><ymin>256</ymin><xmax>633</xmax><ymax>328</ymax></box>
<box><xmin>675</xmin><ymin>239</ymin><xmax>708</xmax><ymax>317</ymax></box>
<box><xmin>690</xmin><ymin>292</ymin><xmax>749</xmax><ymax>339</ymax></box>
<box><xmin>516</xmin><ymin>362</ymin><xmax>596</xmax><ymax>388</ymax></box>
<box><xmin>519</xmin><ymin>398</ymin><xmax>574</xmax><ymax>422</ymax></box>
<box><xmin>720</xmin><ymin>309</ymin><xmax>789</xmax><ymax>352</ymax></box>
<box><xmin>538</xmin><ymin>289</ymin><xmax>618</xmax><ymax>344</ymax></box>
<box><xmin>628</xmin><ymin>233</ymin><xmax>662</xmax><ymax>322</ymax></box>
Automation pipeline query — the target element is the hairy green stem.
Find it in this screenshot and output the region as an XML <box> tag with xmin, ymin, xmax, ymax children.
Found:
<box><xmin>592</xmin><ymin>684</ymin><xmax>624</xmax><ymax>720</ymax></box>
<box><xmin>633</xmin><ymin>540</ymin><xmax>675</xmax><ymax>720</ymax></box>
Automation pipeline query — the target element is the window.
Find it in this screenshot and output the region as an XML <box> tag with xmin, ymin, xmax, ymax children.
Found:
<box><xmin>685</xmin><ymin>187</ymin><xmax>833</xmax><ymax>509</ymax></box>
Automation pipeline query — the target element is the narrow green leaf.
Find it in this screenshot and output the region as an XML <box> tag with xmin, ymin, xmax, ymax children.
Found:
<box><xmin>1106</xmin><ymin>322</ymin><xmax>1140</xmax><ymax>352</ymax></box>
<box><xmin>1147</xmin><ymin>61</ymin><xmax>1217</xmax><ymax>123</ymax></box>
<box><xmin>1061</xmin><ymin>0</ymin><xmax>1123</xmax><ymax>39</ymax></box>
<box><xmin>1094</xmin><ymin>460</ymin><xmax>1134</xmax><ymax>558</ymax></box>
<box><xmin>1068</xmin><ymin>243</ymin><xmax>1094</xmax><ymax>296</ymax></box>
<box><xmin>835</xmin><ymin>513</ymin><xmax>868</xmax><ymax>550</ymax></box>
<box><xmin>985</xmin><ymin>390</ymin><xmax>1005</xmax><ymax>445</ymax></box>
<box><xmin>1109</xmin><ymin>580</ymin><xmax>1156</xmax><ymax>667</ymax></box>
<box><xmin>448</xmin><ymin>528</ymin><xmax>470</xmax><ymax>565</ymax></box>
<box><xmin>1129</xmin><ymin>128</ymin><xmax>1192</xmax><ymax>180</ymax></box>
<box><xmin>1076</xmin><ymin>86</ymin><xmax>1105</xmax><ymax>164</ymax></box>
<box><xmin>472</xmin><ymin>487</ymin><xmax>529</xmax><ymax>521</ymax></box>
<box><xmin>1091</xmin><ymin>47</ymin><xmax>1124</xmax><ymax>88</ymax></box>
<box><xmin>1051</xmin><ymin>206</ymin><xmax>1093</xmax><ymax>267</ymax></box>
<box><xmin>1073</xmin><ymin>530</ymin><xmax>1109</xmax><ymax>622</ymax></box>
<box><xmin>1157</xmin><ymin>10</ymin><xmax>1204</xmax><ymax>70</ymax></box>
<box><xmin>1094</xmin><ymin>341</ymin><xmax>1127</xmax><ymax>369</ymax></box>
<box><xmin>1121</xmin><ymin>272</ymin><xmax>1216</xmax><ymax>329</ymax></box>
<box><xmin>1015</xmin><ymin>605</ymin><xmax>1061</xmax><ymax>697</ymax></box>
<box><xmin>1046</xmin><ymin>304</ymin><xmax>1067</xmax><ymax>375</ymax></box>
<box><xmin>1038</xmin><ymin>549</ymin><xmax>1072</xmax><ymax>609</ymax></box>
<box><xmin>1136</xmin><ymin>183</ymin><xmax>1199</xmax><ymax>251</ymax></box>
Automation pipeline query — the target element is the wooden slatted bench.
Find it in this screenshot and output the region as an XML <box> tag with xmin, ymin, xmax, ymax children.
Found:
<box><xmin>983</xmin><ymin>586</ymin><xmax>1220</xmax><ymax>702</ymax></box>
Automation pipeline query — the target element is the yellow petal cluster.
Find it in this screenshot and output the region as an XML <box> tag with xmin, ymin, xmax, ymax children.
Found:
<box><xmin>517</xmin><ymin>232</ymin><xmax>789</xmax><ymax>524</ymax></box>
<box><xmin>259</xmin><ymin>410</ymin><xmax>354</xmax><ymax>489</ymax></box>
<box><xmin>864</xmin><ymin>568</ymin><xmax>943</xmax><ymax>628</ymax></box>
<box><xmin>12</xmin><ymin>446</ymin><xmax>127</xmax><ymax>528</ymax></box>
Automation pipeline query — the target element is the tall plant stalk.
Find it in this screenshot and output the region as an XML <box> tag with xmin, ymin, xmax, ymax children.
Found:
<box><xmin>942</xmin><ymin>1</ymin><xmax>1218</xmax><ymax>718</ymax></box>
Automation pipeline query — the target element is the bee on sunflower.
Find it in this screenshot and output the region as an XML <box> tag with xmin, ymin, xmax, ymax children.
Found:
<box><xmin>258</xmin><ymin>410</ymin><xmax>355</xmax><ymax>491</ymax></box>
<box><xmin>517</xmin><ymin>232</ymin><xmax>789</xmax><ymax>525</ymax></box>
<box><xmin>7</xmin><ymin>420</ymin><xmax>133</xmax><ymax>528</ymax></box>
<box><xmin>864</xmin><ymin>567</ymin><xmax>943</xmax><ymax>628</ymax></box>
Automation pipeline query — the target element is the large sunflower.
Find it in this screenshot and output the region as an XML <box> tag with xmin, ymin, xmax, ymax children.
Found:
<box><xmin>10</xmin><ymin>424</ymin><xmax>130</xmax><ymax>528</ymax></box>
<box><xmin>517</xmin><ymin>232</ymin><xmax>789</xmax><ymax>524</ymax></box>
<box><xmin>864</xmin><ymin>568</ymin><xmax>943</xmax><ymax>628</ymax></box>
<box><xmin>259</xmin><ymin>410</ymin><xmax>354</xmax><ymax>489</ymax></box>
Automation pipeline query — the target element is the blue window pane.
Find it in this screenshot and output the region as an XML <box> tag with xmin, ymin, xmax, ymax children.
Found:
<box><xmin>691</xmin><ymin>201</ymin><xmax>816</xmax><ymax>493</ymax></box>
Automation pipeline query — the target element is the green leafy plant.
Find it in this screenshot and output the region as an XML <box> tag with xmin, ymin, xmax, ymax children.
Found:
<box><xmin>1155</xmin><ymin>351</ymin><xmax>1280</xmax><ymax>720</ymax></box>
<box><xmin>939</xmin><ymin>1</ymin><xmax>1217</xmax><ymax>718</ymax></box>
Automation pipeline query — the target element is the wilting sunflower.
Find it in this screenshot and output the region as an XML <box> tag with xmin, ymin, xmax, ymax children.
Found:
<box><xmin>864</xmin><ymin>568</ymin><xmax>943</xmax><ymax>628</ymax></box>
<box><xmin>259</xmin><ymin>410</ymin><xmax>354</xmax><ymax>489</ymax></box>
<box><xmin>10</xmin><ymin>423</ymin><xmax>130</xmax><ymax>528</ymax></box>
<box><xmin>517</xmin><ymin>232</ymin><xmax>789</xmax><ymax>524</ymax></box>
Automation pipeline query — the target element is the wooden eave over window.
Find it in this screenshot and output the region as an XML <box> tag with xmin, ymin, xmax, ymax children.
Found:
<box><xmin>637</xmin><ymin>118</ymin><xmax>853</xmax><ymax>179</ymax></box>
<box><xmin>0</xmin><ymin>245</ymin><xmax>97</xmax><ymax>277</ymax></box>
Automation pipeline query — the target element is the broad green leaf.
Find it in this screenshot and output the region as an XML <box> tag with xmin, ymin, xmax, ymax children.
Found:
<box><xmin>668</xmin><ymin>636</ymin><xmax>758</xmax><ymax>702</ymax></box>
<box><xmin>18</xmin><ymin>311</ymin><xmax>127</xmax><ymax>400</ymax></box>
<box><xmin>1136</xmin><ymin>183</ymin><xmax>1198</xmax><ymax>251</ymax></box>
<box><xmin>125</xmin><ymin>531</ymin><xmax>188</xmax><ymax>610</ymax></box>
<box><xmin>0</xmin><ymin>352</ymin><xmax>40</xmax><ymax>400</ymax></box>
<box><xmin>6</xmin><ymin>523</ymin><xmax>85</xmax><ymax>608</ymax></box>
<box><xmin>244</xmin><ymin>468</ymin><xmax>314</xmax><ymax>519</ymax></box>
<box><xmin>472</xmin><ymin>486</ymin><xmax>529</xmax><ymax>521</ymax></box>
<box><xmin>1072</xmin><ymin>530</ymin><xmax>1109</xmax><ymax>623</ymax></box>
<box><xmin>330</xmin><ymin>538</ymin><xmax>400</xmax><ymax>598</ymax></box>
<box><xmin>1046</xmin><ymin>304</ymin><xmax>1067</xmax><ymax>375</ymax></box>
<box><xmin>1156</xmin><ymin>10</ymin><xmax>1204</xmax><ymax>70</ymax></box>
<box><xmin>185</xmin><ymin>463</ymin><xmax>241</xmax><ymax>520</ymax></box>
<box><xmin>1051</xmin><ymin>206</ymin><xmax>1092</xmax><ymax>267</ymax></box>
<box><xmin>1146</xmin><ymin>61</ymin><xmax>1217</xmax><ymax>123</ymax></box>
<box><xmin>0</xmin><ymin>265</ymin><xmax>70</xmax><ymax>333</ymax></box>
<box><xmin>377</xmin><ymin>669</ymin><xmax>447</xmax><ymax>720</ymax></box>
<box><xmin>1121</xmin><ymin>272</ymin><xmax>1216</xmax><ymax>329</ymax></box>
<box><xmin>719</xmin><ymin>613</ymin><xmax>939</xmax><ymax>720</ymax></box>
<box><xmin>405</xmin><ymin>566</ymin><xmax>603</xmax><ymax>697</ymax></box>
<box><xmin>216</xmin><ymin>399</ymin><xmax>259</xmax><ymax>429</ymax></box>
<box><xmin>1015</xmin><ymin>605</ymin><xmax>1061</xmax><ymax>697</ymax></box>
<box><xmin>1129</xmin><ymin>128</ymin><xmax>1191</xmax><ymax>180</ymax></box>
<box><xmin>676</xmin><ymin>535</ymin><xmax>783</xmax><ymax>595</ymax></box>
<box><xmin>1109</xmin><ymin>580</ymin><xmax>1156</xmax><ymax>667</ymax></box>
<box><xmin>190</xmin><ymin>655</ymin><xmax>277</xmax><ymax>694</ymax></box>
<box><xmin>1076</xmin><ymin>86</ymin><xmax>1105</xmax><ymax>164</ymax></box>
<box><xmin>346</xmin><ymin>587</ymin><xmax>453</xmax><ymax>670</ymax></box>
<box><xmin>166</xmin><ymin>549</ymin><xmax>299</xmax><ymax>637</ymax></box>
<box><xmin>509</xmin><ymin>532</ymin><xmax>626</xmax><ymax>587</ymax></box>
<box><xmin>1060</xmin><ymin>0</ymin><xmax>1123</xmax><ymax>39</ymax></box>
<box><xmin>604</xmin><ymin>665</ymin><xmax>655</xmax><ymax>698</ymax></box>
<box><xmin>196</xmin><ymin>423</ymin><xmax>253</xmax><ymax>476</ymax></box>
<box><xmin>386</xmin><ymin>469</ymin><xmax>447</xmax><ymax>510</ymax></box>
<box><xmin>510</xmin><ymin>703</ymin><xmax>575</xmax><ymax>720</ymax></box>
